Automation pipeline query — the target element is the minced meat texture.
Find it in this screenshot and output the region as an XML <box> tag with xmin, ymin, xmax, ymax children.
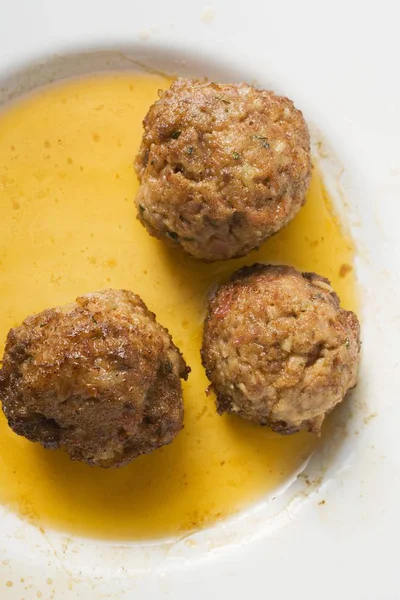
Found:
<box><xmin>135</xmin><ymin>78</ymin><xmax>311</xmax><ymax>262</ymax></box>
<box><xmin>201</xmin><ymin>265</ymin><xmax>360</xmax><ymax>433</ymax></box>
<box><xmin>0</xmin><ymin>289</ymin><xmax>189</xmax><ymax>467</ymax></box>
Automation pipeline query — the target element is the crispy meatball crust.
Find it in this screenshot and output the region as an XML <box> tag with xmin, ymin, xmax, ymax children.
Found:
<box><xmin>135</xmin><ymin>79</ymin><xmax>311</xmax><ymax>262</ymax></box>
<box><xmin>201</xmin><ymin>265</ymin><xmax>360</xmax><ymax>433</ymax></box>
<box><xmin>0</xmin><ymin>290</ymin><xmax>189</xmax><ymax>467</ymax></box>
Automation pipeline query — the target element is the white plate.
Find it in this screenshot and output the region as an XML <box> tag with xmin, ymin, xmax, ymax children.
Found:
<box><xmin>0</xmin><ymin>1</ymin><xmax>399</xmax><ymax>598</ymax></box>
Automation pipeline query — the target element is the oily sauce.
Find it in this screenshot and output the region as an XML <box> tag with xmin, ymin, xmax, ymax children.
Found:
<box><xmin>0</xmin><ymin>73</ymin><xmax>357</xmax><ymax>540</ymax></box>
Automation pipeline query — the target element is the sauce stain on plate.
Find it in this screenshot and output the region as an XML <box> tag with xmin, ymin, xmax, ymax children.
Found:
<box><xmin>0</xmin><ymin>73</ymin><xmax>356</xmax><ymax>540</ymax></box>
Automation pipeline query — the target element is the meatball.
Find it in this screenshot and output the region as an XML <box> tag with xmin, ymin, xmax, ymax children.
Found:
<box><xmin>201</xmin><ymin>265</ymin><xmax>360</xmax><ymax>433</ymax></box>
<box><xmin>135</xmin><ymin>78</ymin><xmax>311</xmax><ymax>262</ymax></box>
<box><xmin>0</xmin><ymin>290</ymin><xmax>189</xmax><ymax>467</ymax></box>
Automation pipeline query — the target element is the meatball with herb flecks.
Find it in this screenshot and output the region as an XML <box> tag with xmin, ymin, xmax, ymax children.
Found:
<box><xmin>0</xmin><ymin>289</ymin><xmax>189</xmax><ymax>467</ymax></box>
<box><xmin>135</xmin><ymin>79</ymin><xmax>311</xmax><ymax>261</ymax></box>
<box><xmin>201</xmin><ymin>265</ymin><xmax>360</xmax><ymax>433</ymax></box>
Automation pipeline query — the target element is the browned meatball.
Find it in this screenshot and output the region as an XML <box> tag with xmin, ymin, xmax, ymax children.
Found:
<box><xmin>135</xmin><ymin>79</ymin><xmax>311</xmax><ymax>262</ymax></box>
<box><xmin>0</xmin><ymin>290</ymin><xmax>189</xmax><ymax>467</ymax></box>
<box><xmin>201</xmin><ymin>265</ymin><xmax>360</xmax><ymax>433</ymax></box>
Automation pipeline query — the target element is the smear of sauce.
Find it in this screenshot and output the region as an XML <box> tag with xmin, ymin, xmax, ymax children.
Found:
<box><xmin>0</xmin><ymin>73</ymin><xmax>356</xmax><ymax>540</ymax></box>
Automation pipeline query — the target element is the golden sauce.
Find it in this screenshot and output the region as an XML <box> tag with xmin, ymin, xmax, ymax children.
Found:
<box><xmin>0</xmin><ymin>73</ymin><xmax>356</xmax><ymax>540</ymax></box>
